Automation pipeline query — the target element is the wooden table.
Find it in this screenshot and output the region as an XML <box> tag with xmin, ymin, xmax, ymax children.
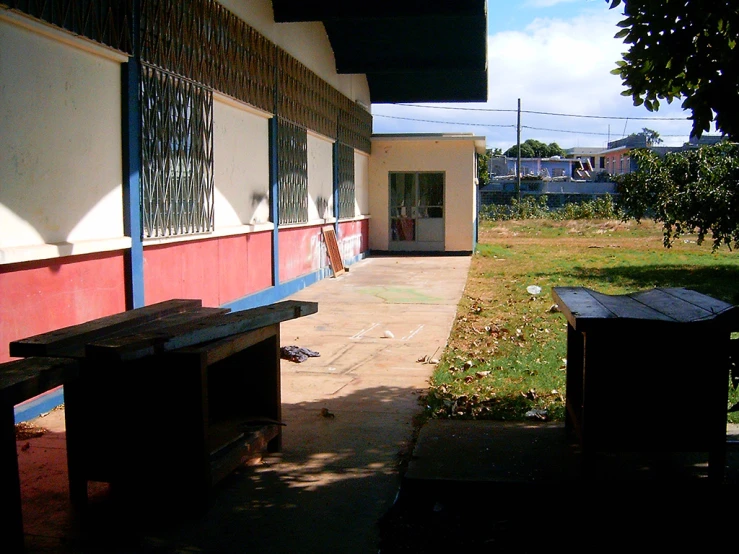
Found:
<box><xmin>1</xmin><ymin>357</ymin><xmax>80</xmax><ymax>553</ymax></box>
<box><xmin>552</xmin><ymin>287</ymin><xmax>739</xmax><ymax>480</ymax></box>
<box><xmin>8</xmin><ymin>298</ymin><xmax>317</xmax><ymax>520</ymax></box>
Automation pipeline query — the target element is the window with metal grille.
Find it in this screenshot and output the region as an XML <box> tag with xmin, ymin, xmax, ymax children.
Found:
<box><xmin>336</xmin><ymin>143</ymin><xmax>355</xmax><ymax>219</ymax></box>
<box><xmin>141</xmin><ymin>64</ymin><xmax>214</xmax><ymax>238</ymax></box>
<box><xmin>277</xmin><ymin>118</ymin><xmax>308</xmax><ymax>225</ymax></box>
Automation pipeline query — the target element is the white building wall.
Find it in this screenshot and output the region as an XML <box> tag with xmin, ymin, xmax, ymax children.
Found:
<box><xmin>0</xmin><ymin>16</ymin><xmax>126</xmax><ymax>260</ymax></box>
<box><xmin>369</xmin><ymin>137</ymin><xmax>478</xmax><ymax>252</ymax></box>
<box><xmin>354</xmin><ymin>151</ymin><xmax>370</xmax><ymax>216</ymax></box>
<box><xmin>307</xmin><ymin>132</ymin><xmax>334</xmax><ymax>222</ymax></box>
<box><xmin>213</xmin><ymin>96</ymin><xmax>271</xmax><ymax>228</ymax></box>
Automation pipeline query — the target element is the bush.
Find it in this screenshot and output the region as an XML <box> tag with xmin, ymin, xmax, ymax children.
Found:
<box><xmin>480</xmin><ymin>194</ymin><xmax>622</xmax><ymax>222</ymax></box>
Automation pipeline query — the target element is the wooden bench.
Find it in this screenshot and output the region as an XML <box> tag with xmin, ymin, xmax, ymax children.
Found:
<box><xmin>9</xmin><ymin>298</ymin><xmax>317</xmax><ymax>514</ymax></box>
<box><xmin>552</xmin><ymin>286</ymin><xmax>739</xmax><ymax>481</ymax></box>
<box><xmin>1</xmin><ymin>356</ymin><xmax>80</xmax><ymax>553</ymax></box>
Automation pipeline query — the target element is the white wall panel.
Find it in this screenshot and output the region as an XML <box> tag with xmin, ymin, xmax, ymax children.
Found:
<box><xmin>213</xmin><ymin>98</ymin><xmax>271</xmax><ymax>227</ymax></box>
<box><xmin>355</xmin><ymin>151</ymin><xmax>369</xmax><ymax>216</ymax></box>
<box><xmin>307</xmin><ymin>133</ymin><xmax>334</xmax><ymax>221</ymax></box>
<box><xmin>0</xmin><ymin>19</ymin><xmax>123</xmax><ymax>250</ymax></box>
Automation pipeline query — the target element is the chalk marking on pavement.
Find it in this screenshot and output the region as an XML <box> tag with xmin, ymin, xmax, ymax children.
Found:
<box><xmin>351</xmin><ymin>323</ymin><xmax>379</xmax><ymax>340</ymax></box>
<box><xmin>401</xmin><ymin>324</ymin><xmax>424</xmax><ymax>341</ymax></box>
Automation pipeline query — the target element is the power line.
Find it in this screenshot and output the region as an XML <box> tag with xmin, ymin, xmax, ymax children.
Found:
<box><xmin>373</xmin><ymin>114</ymin><xmax>516</xmax><ymax>128</ymax></box>
<box><xmin>395</xmin><ymin>103</ymin><xmax>688</xmax><ymax>121</ymax></box>
<box><xmin>522</xmin><ymin>125</ymin><xmax>689</xmax><ymax>138</ymax></box>
<box><xmin>372</xmin><ymin>114</ymin><xmax>690</xmax><ymax>138</ymax></box>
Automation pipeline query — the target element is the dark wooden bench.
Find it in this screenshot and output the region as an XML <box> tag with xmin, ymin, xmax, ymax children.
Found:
<box><xmin>1</xmin><ymin>356</ymin><xmax>80</xmax><ymax>553</ymax></box>
<box><xmin>9</xmin><ymin>298</ymin><xmax>317</xmax><ymax>514</ymax></box>
<box><xmin>552</xmin><ymin>286</ymin><xmax>739</xmax><ymax>481</ymax></box>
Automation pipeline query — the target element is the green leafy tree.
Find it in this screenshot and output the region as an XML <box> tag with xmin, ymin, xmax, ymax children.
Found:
<box><xmin>477</xmin><ymin>149</ymin><xmax>492</xmax><ymax>187</ymax></box>
<box><xmin>546</xmin><ymin>142</ymin><xmax>565</xmax><ymax>157</ymax></box>
<box><xmin>615</xmin><ymin>143</ymin><xmax>739</xmax><ymax>250</ymax></box>
<box><xmin>504</xmin><ymin>142</ymin><xmax>535</xmax><ymax>158</ymax></box>
<box><xmin>606</xmin><ymin>0</ymin><xmax>739</xmax><ymax>138</ymax></box>
<box><xmin>639</xmin><ymin>128</ymin><xmax>662</xmax><ymax>146</ymax></box>
<box><xmin>504</xmin><ymin>139</ymin><xmax>558</xmax><ymax>158</ymax></box>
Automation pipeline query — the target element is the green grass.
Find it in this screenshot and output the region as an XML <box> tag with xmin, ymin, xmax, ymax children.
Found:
<box><xmin>426</xmin><ymin>219</ymin><xmax>739</xmax><ymax>423</ymax></box>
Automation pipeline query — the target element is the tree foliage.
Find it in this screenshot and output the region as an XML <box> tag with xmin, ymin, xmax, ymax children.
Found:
<box><xmin>615</xmin><ymin>143</ymin><xmax>739</xmax><ymax>250</ymax></box>
<box><xmin>606</xmin><ymin>0</ymin><xmax>739</xmax><ymax>139</ymax></box>
<box><xmin>639</xmin><ymin>127</ymin><xmax>662</xmax><ymax>146</ymax></box>
<box><xmin>503</xmin><ymin>139</ymin><xmax>564</xmax><ymax>158</ymax></box>
<box><xmin>477</xmin><ymin>149</ymin><xmax>492</xmax><ymax>187</ymax></box>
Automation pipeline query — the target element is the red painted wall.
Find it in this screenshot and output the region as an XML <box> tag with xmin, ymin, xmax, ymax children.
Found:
<box><xmin>338</xmin><ymin>219</ymin><xmax>369</xmax><ymax>259</ymax></box>
<box><xmin>278</xmin><ymin>225</ymin><xmax>326</xmax><ymax>283</ymax></box>
<box><xmin>144</xmin><ymin>231</ymin><xmax>272</xmax><ymax>307</ymax></box>
<box><xmin>0</xmin><ymin>252</ymin><xmax>127</xmax><ymax>362</ymax></box>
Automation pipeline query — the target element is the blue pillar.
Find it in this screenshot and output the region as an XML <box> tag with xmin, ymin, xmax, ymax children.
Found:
<box><xmin>269</xmin><ymin>117</ymin><xmax>280</xmax><ymax>287</ymax></box>
<box><xmin>122</xmin><ymin>0</ymin><xmax>144</xmax><ymax>309</ymax></box>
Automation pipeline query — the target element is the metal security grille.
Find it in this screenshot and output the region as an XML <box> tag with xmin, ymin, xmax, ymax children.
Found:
<box><xmin>140</xmin><ymin>0</ymin><xmax>276</xmax><ymax>113</ymax></box>
<box><xmin>337</xmin><ymin>143</ymin><xmax>355</xmax><ymax>220</ymax></box>
<box><xmin>141</xmin><ymin>64</ymin><xmax>214</xmax><ymax>238</ymax></box>
<box><xmin>338</xmin><ymin>101</ymin><xmax>373</xmax><ymax>154</ymax></box>
<box><xmin>277</xmin><ymin>118</ymin><xmax>308</xmax><ymax>225</ymax></box>
<box><xmin>5</xmin><ymin>0</ymin><xmax>133</xmax><ymax>53</ymax></box>
<box><xmin>139</xmin><ymin>0</ymin><xmax>371</xmax><ymax>153</ymax></box>
<box><xmin>277</xmin><ymin>49</ymin><xmax>339</xmax><ymax>140</ymax></box>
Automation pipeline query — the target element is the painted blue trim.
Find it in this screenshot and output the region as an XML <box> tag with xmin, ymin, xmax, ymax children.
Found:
<box><xmin>473</xmin><ymin>188</ymin><xmax>479</xmax><ymax>251</ymax></box>
<box><xmin>269</xmin><ymin>117</ymin><xmax>280</xmax><ymax>286</ymax></box>
<box><xmin>14</xmin><ymin>387</ymin><xmax>64</xmax><ymax>424</ymax></box>
<box><xmin>224</xmin><ymin>266</ymin><xmax>333</xmax><ymax>311</ymax></box>
<box><xmin>123</xmin><ymin>57</ymin><xmax>145</xmax><ymax>309</ymax></box>
<box><xmin>222</xmin><ymin>250</ymin><xmax>369</xmax><ymax>312</ymax></box>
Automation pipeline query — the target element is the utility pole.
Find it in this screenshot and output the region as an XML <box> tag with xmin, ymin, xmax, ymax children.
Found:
<box><xmin>516</xmin><ymin>98</ymin><xmax>521</xmax><ymax>201</ymax></box>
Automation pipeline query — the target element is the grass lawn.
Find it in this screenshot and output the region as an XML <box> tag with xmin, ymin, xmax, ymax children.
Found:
<box><xmin>426</xmin><ymin>218</ymin><xmax>739</xmax><ymax>424</ymax></box>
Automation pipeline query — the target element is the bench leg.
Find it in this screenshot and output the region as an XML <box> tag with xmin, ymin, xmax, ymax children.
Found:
<box><xmin>63</xmin><ymin>383</ymin><xmax>87</xmax><ymax>509</ymax></box>
<box><xmin>1</xmin><ymin>403</ymin><xmax>26</xmax><ymax>553</ymax></box>
<box><xmin>708</xmin><ymin>448</ymin><xmax>726</xmax><ymax>483</ymax></box>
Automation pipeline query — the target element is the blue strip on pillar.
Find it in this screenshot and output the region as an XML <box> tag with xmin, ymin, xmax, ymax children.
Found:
<box><xmin>269</xmin><ymin>117</ymin><xmax>280</xmax><ymax>286</ymax></box>
<box><xmin>122</xmin><ymin>1</ymin><xmax>144</xmax><ymax>309</ymax></box>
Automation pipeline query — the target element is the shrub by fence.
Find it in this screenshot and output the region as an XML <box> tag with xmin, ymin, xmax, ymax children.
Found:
<box><xmin>478</xmin><ymin>193</ymin><xmax>622</xmax><ymax>221</ymax></box>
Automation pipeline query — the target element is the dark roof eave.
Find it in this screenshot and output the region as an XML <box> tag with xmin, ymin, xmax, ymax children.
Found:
<box><xmin>271</xmin><ymin>1</ymin><xmax>488</xmax><ymax>104</ymax></box>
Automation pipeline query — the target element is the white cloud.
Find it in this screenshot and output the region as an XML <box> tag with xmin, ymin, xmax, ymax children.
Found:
<box><xmin>373</xmin><ymin>8</ymin><xmax>702</xmax><ymax>150</ymax></box>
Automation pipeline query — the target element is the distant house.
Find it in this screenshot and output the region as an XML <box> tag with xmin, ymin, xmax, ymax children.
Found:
<box><xmin>564</xmin><ymin>147</ymin><xmax>606</xmax><ymax>173</ymax></box>
<box><xmin>500</xmin><ymin>156</ymin><xmax>594</xmax><ymax>181</ymax></box>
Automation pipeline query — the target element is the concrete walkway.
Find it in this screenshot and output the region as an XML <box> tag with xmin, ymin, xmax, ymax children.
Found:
<box><xmin>16</xmin><ymin>254</ymin><xmax>471</xmax><ymax>553</ymax></box>
<box><xmin>15</xmin><ymin>253</ymin><xmax>739</xmax><ymax>552</ymax></box>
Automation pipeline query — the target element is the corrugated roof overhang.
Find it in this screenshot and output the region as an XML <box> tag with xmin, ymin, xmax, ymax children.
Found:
<box><xmin>271</xmin><ymin>1</ymin><xmax>488</xmax><ymax>103</ymax></box>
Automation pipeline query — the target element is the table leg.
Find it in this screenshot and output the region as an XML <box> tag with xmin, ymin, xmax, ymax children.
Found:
<box><xmin>1</xmin><ymin>402</ymin><xmax>26</xmax><ymax>553</ymax></box>
<box><xmin>565</xmin><ymin>323</ymin><xmax>584</xmax><ymax>441</ymax></box>
<box><xmin>63</xmin><ymin>382</ymin><xmax>87</xmax><ymax>509</ymax></box>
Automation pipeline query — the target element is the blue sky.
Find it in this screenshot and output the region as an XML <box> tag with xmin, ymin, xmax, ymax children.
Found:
<box><xmin>371</xmin><ymin>0</ymin><xmax>711</xmax><ymax>150</ymax></box>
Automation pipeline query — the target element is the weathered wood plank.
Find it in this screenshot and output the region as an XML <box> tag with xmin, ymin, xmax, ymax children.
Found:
<box><xmin>590</xmin><ymin>289</ymin><xmax>674</xmax><ymax>322</ymax></box>
<box><xmin>654</xmin><ymin>288</ymin><xmax>738</xmax><ymax>320</ymax></box>
<box><xmin>0</xmin><ymin>357</ymin><xmax>79</xmax><ymax>407</ymax></box>
<box><xmin>552</xmin><ymin>287</ymin><xmax>613</xmax><ymax>329</ymax></box>
<box><xmin>37</xmin><ymin>308</ymin><xmax>231</xmax><ymax>359</ymax></box>
<box><xmin>553</xmin><ymin>286</ymin><xmax>739</xmax><ymax>331</ymax></box>
<box><xmin>85</xmin><ymin>300</ymin><xmax>318</xmax><ymax>361</ymax></box>
<box><xmin>9</xmin><ymin>299</ymin><xmax>204</xmax><ymax>358</ymax></box>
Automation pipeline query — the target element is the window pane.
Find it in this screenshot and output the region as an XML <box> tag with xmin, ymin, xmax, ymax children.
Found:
<box><xmin>390</xmin><ymin>173</ymin><xmax>415</xmax><ymax>217</ymax></box>
<box><xmin>418</xmin><ymin>173</ymin><xmax>443</xmax><ymax>218</ymax></box>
